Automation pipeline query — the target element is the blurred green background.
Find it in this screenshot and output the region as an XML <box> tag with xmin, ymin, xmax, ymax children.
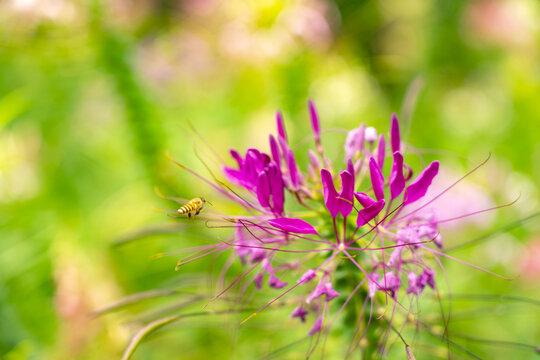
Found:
<box><xmin>1</xmin><ymin>0</ymin><xmax>539</xmax><ymax>359</ymax></box>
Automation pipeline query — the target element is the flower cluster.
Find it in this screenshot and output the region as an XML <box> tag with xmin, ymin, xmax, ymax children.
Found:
<box><xmin>173</xmin><ymin>101</ymin><xmax>502</xmax><ymax>356</ymax></box>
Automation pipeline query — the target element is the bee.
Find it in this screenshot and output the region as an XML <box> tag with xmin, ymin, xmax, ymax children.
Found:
<box><xmin>177</xmin><ymin>197</ymin><xmax>206</xmax><ymax>218</ymax></box>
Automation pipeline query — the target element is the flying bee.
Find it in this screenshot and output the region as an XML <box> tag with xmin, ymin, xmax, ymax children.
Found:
<box><xmin>177</xmin><ymin>197</ymin><xmax>206</xmax><ymax>218</ymax></box>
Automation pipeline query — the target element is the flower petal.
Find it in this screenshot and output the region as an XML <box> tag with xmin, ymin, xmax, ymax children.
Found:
<box><xmin>299</xmin><ymin>269</ymin><xmax>317</xmax><ymax>283</ymax></box>
<box><xmin>369</xmin><ymin>157</ymin><xmax>385</xmax><ymax>201</ymax></box>
<box><xmin>308</xmin><ymin>99</ymin><xmax>320</xmax><ymax>141</ymax></box>
<box><xmin>269</xmin><ymin>135</ymin><xmax>281</xmax><ymax>170</ymax></box>
<box><xmin>368</xmin><ymin>273</ymin><xmax>379</xmax><ymax>298</ymax></box>
<box><xmin>268</xmin><ymin>217</ymin><xmax>318</xmax><ymax>235</ymax></box>
<box><xmin>309</xmin><ymin>316</ymin><xmax>323</xmax><ymax>335</ymax></box>
<box><xmin>406</xmin><ymin>272</ymin><xmax>420</xmax><ymax>296</ymax></box>
<box><xmin>269</xmin><ymin>274</ymin><xmax>288</xmax><ymax>289</ymax></box>
<box><xmin>365</xmin><ymin>126</ymin><xmax>377</xmax><ymax>142</ymax></box>
<box><xmin>291</xmin><ymin>306</ymin><xmax>309</xmax><ymax>322</ymax></box>
<box><xmin>346</xmin><ymin>158</ymin><xmax>355</xmax><ymax>186</ymax></box>
<box><xmin>230</xmin><ymin>149</ymin><xmax>243</xmax><ymax>168</ymax></box>
<box><xmin>357</xmin><ymin>199</ymin><xmax>385</xmax><ymax>227</ymax></box>
<box><xmin>286</xmin><ymin>149</ymin><xmax>300</xmax><ymax>189</ymax></box>
<box><xmin>254</xmin><ymin>273</ymin><xmax>264</xmax><ymax>289</ymax></box>
<box><xmin>276</xmin><ymin>111</ymin><xmax>287</xmax><ymax>140</ymax></box>
<box><xmin>322</xmin><ymin>282</ymin><xmax>340</xmax><ymax>301</ymax></box>
<box><xmin>344</xmin><ymin>124</ymin><xmax>365</xmax><ymax>161</ymax></box>
<box><xmin>404</xmin><ymin>161</ymin><xmax>439</xmax><ymax>205</ymax></box>
<box><xmin>267</xmin><ymin>163</ymin><xmax>284</xmax><ymax>215</ymax></box>
<box><xmin>377</xmin><ymin>134</ymin><xmax>386</xmax><ymax>170</ymax></box>
<box><xmin>339</xmin><ymin>170</ymin><xmax>354</xmax><ymax>217</ymax></box>
<box><xmin>321</xmin><ymin>169</ymin><xmax>339</xmax><ymax>218</ymax></box>
<box><xmin>223</xmin><ymin>167</ymin><xmax>253</xmax><ymax>190</ymax></box>
<box><xmin>389</xmin><ymin>151</ymin><xmax>405</xmax><ymax>199</ymax></box>
<box><xmin>354</xmin><ymin>192</ymin><xmax>376</xmax><ymax>208</ymax></box>
<box><xmin>256</xmin><ymin>171</ymin><xmax>270</xmax><ymax>208</ymax></box>
<box><xmin>308</xmin><ymin>150</ymin><xmax>321</xmax><ymax>170</ymax></box>
<box><xmin>390</xmin><ymin>113</ymin><xmax>400</xmax><ymax>153</ymax></box>
<box><xmin>421</xmin><ymin>268</ymin><xmax>436</xmax><ymax>289</ymax></box>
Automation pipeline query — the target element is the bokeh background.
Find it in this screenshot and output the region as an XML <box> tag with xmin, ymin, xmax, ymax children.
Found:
<box><xmin>1</xmin><ymin>0</ymin><xmax>539</xmax><ymax>359</ymax></box>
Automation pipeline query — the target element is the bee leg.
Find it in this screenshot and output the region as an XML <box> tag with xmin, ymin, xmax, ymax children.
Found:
<box><xmin>188</xmin><ymin>213</ymin><xmax>192</xmax><ymax>219</ymax></box>
<box><xmin>196</xmin><ymin>209</ymin><xmax>201</xmax><ymax>216</ymax></box>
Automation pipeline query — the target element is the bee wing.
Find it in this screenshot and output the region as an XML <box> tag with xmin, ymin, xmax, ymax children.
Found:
<box><xmin>154</xmin><ymin>187</ymin><xmax>192</xmax><ymax>205</ymax></box>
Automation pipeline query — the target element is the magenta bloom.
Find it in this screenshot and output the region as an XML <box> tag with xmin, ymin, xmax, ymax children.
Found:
<box><xmin>167</xmin><ymin>101</ymin><xmax>508</xmax><ymax>358</ymax></box>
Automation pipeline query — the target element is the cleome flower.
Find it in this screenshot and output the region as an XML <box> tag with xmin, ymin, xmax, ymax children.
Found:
<box><xmin>168</xmin><ymin>100</ymin><xmax>511</xmax><ymax>358</ymax></box>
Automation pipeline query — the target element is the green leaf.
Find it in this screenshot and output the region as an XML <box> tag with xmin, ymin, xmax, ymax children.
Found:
<box><xmin>121</xmin><ymin>314</ymin><xmax>181</xmax><ymax>360</ymax></box>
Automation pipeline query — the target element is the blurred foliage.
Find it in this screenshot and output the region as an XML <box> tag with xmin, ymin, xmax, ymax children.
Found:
<box><xmin>0</xmin><ymin>0</ymin><xmax>539</xmax><ymax>359</ymax></box>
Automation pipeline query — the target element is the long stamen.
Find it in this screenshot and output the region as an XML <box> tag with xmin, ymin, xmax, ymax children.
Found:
<box><xmin>175</xmin><ymin>245</ymin><xmax>227</xmax><ymax>270</ymax></box>
<box><xmin>239</xmin><ymin>250</ymin><xmax>341</xmax><ymax>325</ymax></box>
<box><xmin>348</xmin><ymin>200</ymin><xmax>407</xmax><ymax>246</ymax></box>
<box><xmin>420</xmin><ymin>245</ymin><xmax>511</xmax><ymax>280</ymax></box>
<box><xmin>392</xmin><ymin>153</ymin><xmax>491</xmax><ymax>223</ymax></box>
<box><xmin>342</xmin><ymin>249</ymin><xmax>411</xmax><ymax>313</ymax></box>
<box><xmin>218</xmin><ymin>239</ymin><xmax>334</xmax><ymax>254</ymax></box>
<box><xmin>204</xmin><ymin>261</ymin><xmax>260</xmax><ymax>308</ymax></box>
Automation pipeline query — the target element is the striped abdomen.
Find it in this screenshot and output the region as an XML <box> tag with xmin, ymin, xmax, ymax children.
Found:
<box><xmin>177</xmin><ymin>197</ymin><xmax>205</xmax><ymax>216</ymax></box>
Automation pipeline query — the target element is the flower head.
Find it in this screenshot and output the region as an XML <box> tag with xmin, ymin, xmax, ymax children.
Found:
<box><xmin>168</xmin><ymin>100</ymin><xmax>509</xmax><ymax>358</ymax></box>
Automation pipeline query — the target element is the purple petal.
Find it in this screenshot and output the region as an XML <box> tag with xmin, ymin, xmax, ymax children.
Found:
<box><xmin>346</xmin><ymin>158</ymin><xmax>355</xmax><ymax>186</ymax></box>
<box><xmin>369</xmin><ymin>157</ymin><xmax>385</xmax><ymax>201</ymax></box>
<box><xmin>382</xmin><ymin>271</ymin><xmax>401</xmax><ymax>293</ymax></box>
<box><xmin>269</xmin><ymin>135</ymin><xmax>281</xmax><ymax>169</ymax></box>
<box><xmin>277</xmin><ymin>132</ymin><xmax>289</xmax><ymax>150</ymax></box>
<box><xmin>308</xmin><ymin>99</ymin><xmax>320</xmax><ymax>141</ymax></box>
<box><xmin>291</xmin><ymin>306</ymin><xmax>309</xmax><ymax>322</ymax></box>
<box><xmin>309</xmin><ymin>316</ymin><xmax>323</xmax><ymax>335</ymax></box>
<box><xmin>256</xmin><ymin>171</ymin><xmax>270</xmax><ymax>208</ymax></box>
<box><xmin>276</xmin><ymin>111</ymin><xmax>287</xmax><ymax>140</ymax></box>
<box><xmin>377</xmin><ymin>134</ymin><xmax>386</xmax><ymax>170</ymax></box>
<box><xmin>230</xmin><ymin>149</ymin><xmax>243</xmax><ymax>168</ymax></box>
<box><xmin>390</xmin><ymin>113</ymin><xmax>400</xmax><ymax>153</ymax></box>
<box><xmin>339</xmin><ymin>171</ymin><xmax>354</xmax><ymax>217</ymax></box>
<box><xmin>261</xmin><ymin>153</ymin><xmax>271</xmax><ymax>167</ymax></box>
<box><xmin>422</xmin><ymin>268</ymin><xmax>436</xmax><ymax>289</ymax></box>
<box><xmin>389</xmin><ymin>151</ymin><xmax>405</xmax><ymax>199</ymax></box>
<box><xmin>285</xmin><ymin>149</ymin><xmax>304</xmax><ymax>189</ymax></box>
<box><xmin>433</xmin><ymin>234</ymin><xmax>443</xmax><ymax>248</ymax></box>
<box><xmin>307</xmin><ymin>280</ymin><xmax>340</xmax><ymax>304</ymax></box>
<box><xmin>322</xmin><ymin>282</ymin><xmax>340</xmax><ymax>301</ymax></box>
<box><xmin>268</xmin><ymin>218</ymin><xmax>318</xmax><ymax>235</ymax></box>
<box><xmin>254</xmin><ymin>273</ymin><xmax>264</xmax><ymax>289</ymax></box>
<box><xmin>365</xmin><ymin>126</ymin><xmax>377</xmax><ymax>143</ymax></box>
<box><xmin>262</xmin><ymin>259</ymin><xmax>287</xmax><ymax>289</ymax></box>
<box><xmin>269</xmin><ymin>274</ymin><xmax>288</xmax><ymax>289</ymax></box>
<box><xmin>404</xmin><ymin>161</ymin><xmax>439</xmax><ymax>205</ymax></box>
<box><xmin>344</xmin><ymin>125</ymin><xmax>365</xmax><ymax>160</ymax></box>
<box><xmin>250</xmin><ymin>249</ymin><xmax>266</xmax><ymax>264</ymax></box>
<box><xmin>357</xmin><ymin>199</ymin><xmax>385</xmax><ymax>227</ymax></box>
<box><xmin>245</xmin><ymin>150</ymin><xmax>261</xmax><ymax>181</ymax></box>
<box><xmin>267</xmin><ymin>163</ymin><xmax>284</xmax><ymax>215</ymax></box>
<box><xmin>299</xmin><ymin>269</ymin><xmax>317</xmax><ymax>283</ymax></box>
<box><xmin>406</xmin><ymin>272</ymin><xmax>420</xmax><ymax>296</ymax></box>
<box><xmin>305</xmin><ymin>290</ymin><xmax>319</xmax><ymax>304</ymax></box>
<box><xmin>368</xmin><ymin>273</ymin><xmax>380</xmax><ymax>298</ymax></box>
<box><xmin>286</xmin><ymin>149</ymin><xmax>299</xmax><ymax>188</ymax></box>
<box><xmin>354</xmin><ymin>192</ymin><xmax>376</xmax><ymax>208</ymax></box>
<box><xmin>234</xmin><ymin>228</ymin><xmax>249</xmax><ymax>263</ymax></box>
<box><xmin>308</xmin><ymin>150</ymin><xmax>321</xmax><ymax>170</ymax></box>
<box><xmin>223</xmin><ymin>167</ymin><xmax>252</xmax><ymax>190</ymax></box>
<box><xmin>387</xmin><ymin>243</ymin><xmax>404</xmax><ymax>268</ymax></box>
<box><xmin>321</xmin><ymin>169</ymin><xmax>339</xmax><ymax>218</ymax></box>
<box><xmin>307</xmin><ymin>164</ymin><xmax>316</xmax><ymax>180</ymax></box>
